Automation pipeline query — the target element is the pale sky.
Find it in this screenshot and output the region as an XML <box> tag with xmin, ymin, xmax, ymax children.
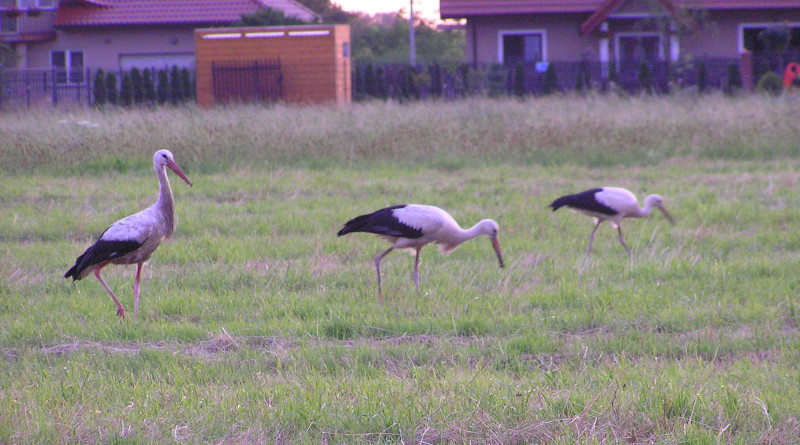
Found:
<box><xmin>333</xmin><ymin>0</ymin><xmax>440</xmax><ymax>20</ymax></box>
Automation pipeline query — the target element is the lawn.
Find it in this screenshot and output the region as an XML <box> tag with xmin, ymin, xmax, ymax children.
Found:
<box><xmin>2</xmin><ymin>94</ymin><xmax>800</xmax><ymax>443</ymax></box>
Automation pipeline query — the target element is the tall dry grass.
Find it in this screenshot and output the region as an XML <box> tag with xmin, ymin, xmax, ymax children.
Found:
<box><xmin>2</xmin><ymin>93</ymin><xmax>798</xmax><ymax>173</ymax></box>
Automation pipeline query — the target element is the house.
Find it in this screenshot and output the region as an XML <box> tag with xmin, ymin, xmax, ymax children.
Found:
<box><xmin>439</xmin><ymin>0</ymin><xmax>800</xmax><ymax>89</ymax></box>
<box><xmin>0</xmin><ymin>0</ymin><xmax>319</xmax><ymax>75</ymax></box>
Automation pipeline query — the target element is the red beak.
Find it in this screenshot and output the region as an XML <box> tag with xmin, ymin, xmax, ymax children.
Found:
<box><xmin>491</xmin><ymin>237</ymin><xmax>504</xmax><ymax>268</ymax></box>
<box><xmin>166</xmin><ymin>160</ymin><xmax>192</xmax><ymax>186</ymax></box>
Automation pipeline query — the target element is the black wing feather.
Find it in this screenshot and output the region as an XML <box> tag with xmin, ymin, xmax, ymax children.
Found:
<box><xmin>549</xmin><ymin>188</ymin><xmax>617</xmax><ymax>216</ymax></box>
<box><xmin>64</xmin><ymin>238</ymin><xmax>143</xmax><ymax>280</ymax></box>
<box><xmin>337</xmin><ymin>205</ymin><xmax>424</xmax><ymax>238</ymax></box>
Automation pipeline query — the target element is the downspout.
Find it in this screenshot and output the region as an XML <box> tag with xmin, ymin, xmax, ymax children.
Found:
<box><xmin>472</xmin><ymin>18</ymin><xmax>478</xmax><ymax>68</ymax></box>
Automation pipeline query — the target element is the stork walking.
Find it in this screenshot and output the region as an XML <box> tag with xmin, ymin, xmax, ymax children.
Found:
<box><xmin>64</xmin><ymin>150</ymin><xmax>192</xmax><ymax>319</ymax></box>
<box><xmin>550</xmin><ymin>187</ymin><xmax>674</xmax><ymax>258</ymax></box>
<box><xmin>337</xmin><ymin>204</ymin><xmax>504</xmax><ymax>301</ymax></box>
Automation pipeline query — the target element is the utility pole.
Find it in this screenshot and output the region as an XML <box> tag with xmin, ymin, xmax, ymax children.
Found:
<box><xmin>409</xmin><ymin>0</ymin><xmax>416</xmax><ymax>65</ymax></box>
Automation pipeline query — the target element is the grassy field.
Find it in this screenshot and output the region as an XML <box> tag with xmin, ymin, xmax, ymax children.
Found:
<box><xmin>2</xmin><ymin>94</ymin><xmax>800</xmax><ymax>443</ymax></box>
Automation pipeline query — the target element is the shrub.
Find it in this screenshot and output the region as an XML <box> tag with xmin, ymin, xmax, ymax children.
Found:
<box><xmin>724</xmin><ymin>63</ymin><xmax>742</xmax><ymax>96</ymax></box>
<box><xmin>755</xmin><ymin>71</ymin><xmax>784</xmax><ymax>96</ymax></box>
<box><xmin>130</xmin><ymin>67</ymin><xmax>144</xmax><ymax>104</ymax></box>
<box><xmin>170</xmin><ymin>65</ymin><xmax>182</xmax><ymax>104</ymax></box>
<box><xmin>105</xmin><ymin>71</ymin><xmax>118</xmax><ymax>105</ymax></box>
<box><xmin>180</xmin><ymin>67</ymin><xmax>193</xmax><ymax>101</ymax></box>
<box><xmin>638</xmin><ymin>61</ymin><xmax>653</xmax><ymax>95</ymax></box>
<box><xmin>120</xmin><ymin>72</ymin><xmax>133</xmax><ymax>106</ymax></box>
<box><xmin>93</xmin><ymin>69</ymin><xmax>106</xmax><ymax>105</ymax></box>
<box><xmin>156</xmin><ymin>69</ymin><xmax>169</xmax><ymax>104</ymax></box>
<box><xmin>430</xmin><ymin>62</ymin><xmax>442</xmax><ymax>98</ymax></box>
<box><xmin>697</xmin><ymin>60</ymin><xmax>707</xmax><ymax>94</ymax></box>
<box><xmin>487</xmin><ymin>63</ymin><xmax>506</xmax><ymax>97</ymax></box>
<box><xmin>143</xmin><ymin>68</ymin><xmax>156</xmax><ymax>104</ymax></box>
<box><xmin>513</xmin><ymin>62</ymin><xmax>525</xmax><ymax>97</ymax></box>
<box><xmin>543</xmin><ymin>63</ymin><xmax>558</xmax><ymax>94</ymax></box>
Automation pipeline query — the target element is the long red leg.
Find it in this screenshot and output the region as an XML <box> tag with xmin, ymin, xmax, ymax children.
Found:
<box><xmin>93</xmin><ymin>264</ymin><xmax>125</xmax><ymax>319</ymax></box>
<box><xmin>134</xmin><ymin>262</ymin><xmax>143</xmax><ymax>318</ymax></box>
<box><xmin>374</xmin><ymin>247</ymin><xmax>394</xmax><ymax>303</ymax></box>
<box><xmin>413</xmin><ymin>249</ymin><xmax>421</xmax><ymax>292</ymax></box>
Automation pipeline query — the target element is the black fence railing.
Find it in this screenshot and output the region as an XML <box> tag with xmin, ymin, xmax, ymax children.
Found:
<box><xmin>0</xmin><ymin>68</ymin><xmax>92</xmax><ymax>107</ymax></box>
<box><xmin>352</xmin><ymin>57</ymin><xmax>746</xmax><ymax>101</ymax></box>
<box><xmin>211</xmin><ymin>59</ymin><xmax>282</xmax><ymax>105</ymax></box>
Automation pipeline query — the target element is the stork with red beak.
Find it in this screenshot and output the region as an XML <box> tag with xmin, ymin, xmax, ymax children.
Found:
<box><xmin>550</xmin><ymin>187</ymin><xmax>674</xmax><ymax>258</ymax></box>
<box><xmin>65</xmin><ymin>149</ymin><xmax>192</xmax><ymax>319</ymax></box>
<box><xmin>338</xmin><ymin>204</ymin><xmax>504</xmax><ymax>301</ymax></box>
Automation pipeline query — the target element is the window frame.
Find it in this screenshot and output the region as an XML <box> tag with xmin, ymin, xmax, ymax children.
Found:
<box><xmin>497</xmin><ymin>29</ymin><xmax>547</xmax><ymax>65</ymax></box>
<box><xmin>51</xmin><ymin>50</ymin><xmax>86</xmax><ymax>85</ymax></box>
<box><xmin>614</xmin><ymin>31</ymin><xmax>663</xmax><ymax>66</ymax></box>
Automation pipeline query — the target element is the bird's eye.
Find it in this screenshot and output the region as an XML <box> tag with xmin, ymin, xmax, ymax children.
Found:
<box><xmin>162</xmin><ymin>154</ymin><xmax>168</xmax><ymax>159</ymax></box>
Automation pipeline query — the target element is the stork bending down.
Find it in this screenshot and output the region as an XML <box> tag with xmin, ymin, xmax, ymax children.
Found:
<box><xmin>337</xmin><ymin>204</ymin><xmax>504</xmax><ymax>301</ymax></box>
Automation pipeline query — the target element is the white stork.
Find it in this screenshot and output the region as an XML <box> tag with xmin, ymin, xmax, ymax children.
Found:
<box><xmin>337</xmin><ymin>204</ymin><xmax>504</xmax><ymax>301</ymax></box>
<box><xmin>550</xmin><ymin>187</ymin><xmax>674</xmax><ymax>258</ymax></box>
<box><xmin>64</xmin><ymin>149</ymin><xmax>192</xmax><ymax>319</ymax></box>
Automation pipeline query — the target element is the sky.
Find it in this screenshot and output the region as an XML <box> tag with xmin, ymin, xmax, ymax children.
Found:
<box><xmin>333</xmin><ymin>0</ymin><xmax>440</xmax><ymax>21</ymax></box>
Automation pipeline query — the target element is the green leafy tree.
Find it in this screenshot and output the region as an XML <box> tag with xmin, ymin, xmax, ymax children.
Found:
<box><xmin>93</xmin><ymin>68</ymin><xmax>107</xmax><ymax>105</ymax></box>
<box><xmin>130</xmin><ymin>67</ymin><xmax>144</xmax><ymax>104</ymax></box>
<box><xmin>233</xmin><ymin>7</ymin><xmax>308</xmax><ymax>26</ymax></box>
<box><xmin>106</xmin><ymin>71</ymin><xmax>118</xmax><ymax>105</ymax></box>
<box><xmin>350</xmin><ymin>12</ymin><xmax>463</xmax><ymax>64</ymax></box>
<box><xmin>120</xmin><ymin>72</ymin><xmax>133</xmax><ymax>106</ymax></box>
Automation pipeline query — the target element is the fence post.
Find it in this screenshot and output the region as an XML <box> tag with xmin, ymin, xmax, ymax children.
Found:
<box><xmin>253</xmin><ymin>61</ymin><xmax>259</xmax><ymax>102</ymax></box>
<box><xmin>51</xmin><ymin>68</ymin><xmax>58</xmax><ymax>106</ymax></box>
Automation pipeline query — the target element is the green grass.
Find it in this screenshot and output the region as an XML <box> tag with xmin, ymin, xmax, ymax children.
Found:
<box><xmin>2</xmin><ymin>94</ymin><xmax>800</xmax><ymax>443</ymax></box>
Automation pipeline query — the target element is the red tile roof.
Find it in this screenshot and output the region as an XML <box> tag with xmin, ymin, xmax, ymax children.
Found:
<box><xmin>440</xmin><ymin>0</ymin><xmax>800</xmax><ymax>18</ymax></box>
<box><xmin>54</xmin><ymin>0</ymin><xmax>319</xmax><ymax>27</ymax></box>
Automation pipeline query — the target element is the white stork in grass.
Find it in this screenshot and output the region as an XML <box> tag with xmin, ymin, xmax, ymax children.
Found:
<box><xmin>549</xmin><ymin>187</ymin><xmax>674</xmax><ymax>258</ymax></box>
<box><xmin>337</xmin><ymin>204</ymin><xmax>504</xmax><ymax>301</ymax></box>
<box><xmin>64</xmin><ymin>150</ymin><xmax>192</xmax><ymax>319</ymax></box>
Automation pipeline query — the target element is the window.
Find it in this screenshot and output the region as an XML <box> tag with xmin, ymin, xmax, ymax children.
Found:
<box><xmin>616</xmin><ymin>33</ymin><xmax>662</xmax><ymax>65</ymax></box>
<box><xmin>51</xmin><ymin>50</ymin><xmax>85</xmax><ymax>84</ymax></box>
<box><xmin>499</xmin><ymin>30</ymin><xmax>545</xmax><ymax>65</ymax></box>
<box><xmin>741</xmin><ymin>24</ymin><xmax>800</xmax><ymax>52</ymax></box>
<box><xmin>1</xmin><ymin>14</ymin><xmax>18</xmax><ymax>33</ymax></box>
<box><xmin>37</xmin><ymin>0</ymin><xmax>56</xmax><ymax>8</ymax></box>
<box><xmin>0</xmin><ymin>0</ymin><xmax>17</xmax><ymax>8</ymax></box>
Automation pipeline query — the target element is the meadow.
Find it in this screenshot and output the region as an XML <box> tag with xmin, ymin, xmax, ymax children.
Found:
<box><xmin>1</xmin><ymin>94</ymin><xmax>800</xmax><ymax>443</ymax></box>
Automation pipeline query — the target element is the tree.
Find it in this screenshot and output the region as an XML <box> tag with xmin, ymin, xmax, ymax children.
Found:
<box><xmin>156</xmin><ymin>69</ymin><xmax>169</xmax><ymax>104</ymax></box>
<box><xmin>143</xmin><ymin>68</ymin><xmax>156</xmax><ymax>104</ymax></box>
<box><xmin>180</xmin><ymin>67</ymin><xmax>194</xmax><ymax>101</ymax></box>
<box><xmin>106</xmin><ymin>71</ymin><xmax>118</xmax><ymax>105</ymax></box>
<box><xmin>93</xmin><ymin>69</ymin><xmax>107</xmax><ymax>105</ymax></box>
<box><xmin>130</xmin><ymin>67</ymin><xmax>144</xmax><ymax>104</ymax></box>
<box><xmin>170</xmin><ymin>65</ymin><xmax>182</xmax><ymax>104</ymax></box>
<box><xmin>696</xmin><ymin>60</ymin><xmax>707</xmax><ymax>94</ymax></box>
<box><xmin>233</xmin><ymin>7</ymin><xmax>308</xmax><ymax>26</ymax></box>
<box><xmin>349</xmin><ymin>12</ymin><xmax>463</xmax><ymax>64</ymax></box>
<box><xmin>512</xmin><ymin>62</ymin><xmax>525</xmax><ymax>97</ymax></box>
<box><xmin>120</xmin><ymin>72</ymin><xmax>133</xmax><ymax>106</ymax></box>
<box><xmin>638</xmin><ymin>62</ymin><xmax>653</xmax><ymax>95</ymax></box>
<box><xmin>543</xmin><ymin>63</ymin><xmax>558</xmax><ymax>94</ymax></box>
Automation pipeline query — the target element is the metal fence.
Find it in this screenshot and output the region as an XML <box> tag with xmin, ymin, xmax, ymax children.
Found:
<box><xmin>211</xmin><ymin>59</ymin><xmax>282</xmax><ymax>105</ymax></box>
<box><xmin>353</xmin><ymin>57</ymin><xmax>743</xmax><ymax>101</ymax></box>
<box><xmin>0</xmin><ymin>68</ymin><xmax>92</xmax><ymax>107</ymax></box>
